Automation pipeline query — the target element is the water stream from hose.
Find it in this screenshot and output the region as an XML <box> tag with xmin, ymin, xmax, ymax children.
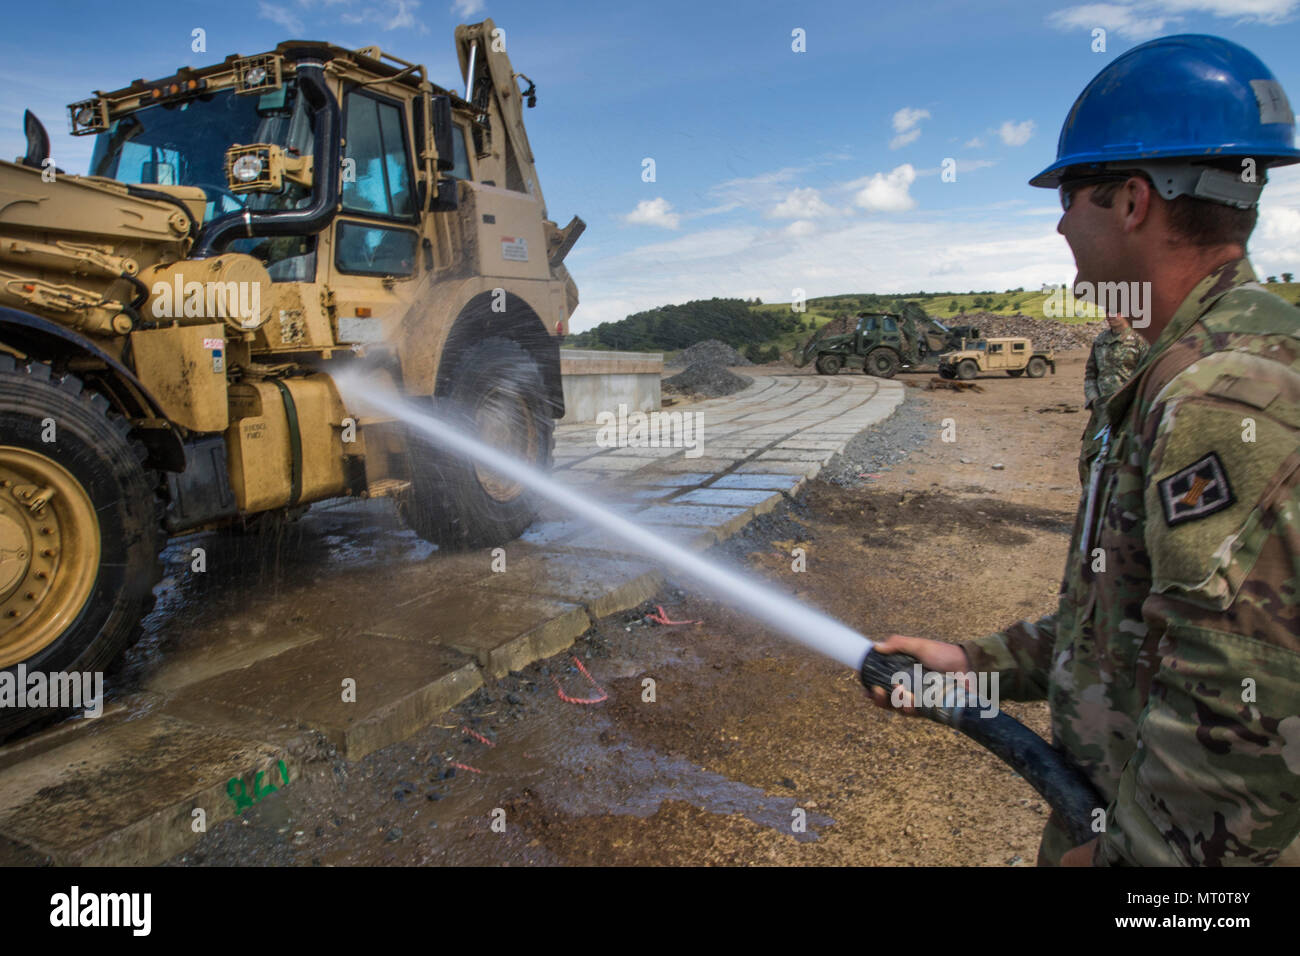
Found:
<box><xmin>335</xmin><ymin>372</ymin><xmax>873</xmax><ymax>671</ymax></box>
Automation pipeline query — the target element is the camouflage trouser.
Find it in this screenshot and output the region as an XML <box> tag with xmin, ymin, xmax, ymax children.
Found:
<box><xmin>1077</xmin><ymin>408</ymin><xmax>1104</xmax><ymax>487</ymax></box>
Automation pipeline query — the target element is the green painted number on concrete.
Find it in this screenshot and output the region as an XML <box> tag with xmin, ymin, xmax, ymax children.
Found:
<box><xmin>226</xmin><ymin>760</ymin><xmax>290</xmax><ymax>815</ymax></box>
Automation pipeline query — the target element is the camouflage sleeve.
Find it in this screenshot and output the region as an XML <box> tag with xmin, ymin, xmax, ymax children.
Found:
<box><xmin>1083</xmin><ymin>342</ymin><xmax>1101</xmax><ymax>407</ymax></box>
<box><xmin>1118</xmin><ymin>336</ymin><xmax>1146</xmax><ymax>380</ymax></box>
<box><xmin>962</xmin><ymin>611</ymin><xmax>1058</xmax><ymax>702</ymax></box>
<box><xmin>1096</xmin><ymin>360</ymin><xmax>1300</xmax><ymax>866</ymax></box>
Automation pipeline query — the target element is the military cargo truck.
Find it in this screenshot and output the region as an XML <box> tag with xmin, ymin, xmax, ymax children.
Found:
<box><xmin>0</xmin><ymin>19</ymin><xmax>584</xmax><ymax>735</ymax></box>
<box><xmin>795</xmin><ymin>303</ymin><xmax>978</xmax><ymax>378</ymax></box>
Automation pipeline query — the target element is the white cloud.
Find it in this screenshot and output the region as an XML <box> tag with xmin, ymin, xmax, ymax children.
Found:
<box><xmin>964</xmin><ymin>137</ymin><xmax>985</xmax><ymax>149</ymax></box>
<box><xmin>890</xmin><ymin>107</ymin><xmax>931</xmax><ymax>150</ymax></box>
<box><xmin>568</xmin><ymin>215</ymin><xmax>1073</xmax><ymax>331</ymax></box>
<box><xmin>259</xmin><ymin>1</ymin><xmax>304</xmax><ymax>32</ymax></box>
<box><xmin>891</xmin><ymin>128</ymin><xmax>922</xmax><ymax>149</ymax></box>
<box><xmin>452</xmin><ymin>0</ymin><xmax>485</xmax><ymax>15</ymax></box>
<box><xmin>342</xmin><ymin>0</ymin><xmax>425</xmax><ymax>31</ymax></box>
<box><xmin>852</xmin><ymin>164</ymin><xmax>918</xmax><ymax>212</ymax></box>
<box><xmin>998</xmin><ymin>120</ymin><xmax>1035</xmax><ymax>147</ymax></box>
<box><xmin>624</xmin><ymin>198</ymin><xmax>681</xmax><ymax>229</ymax></box>
<box><xmin>566</xmin><ymin>163</ymin><xmax>1300</xmax><ymax>335</ymax></box>
<box><xmin>1047</xmin><ymin>3</ymin><xmax>1172</xmax><ymax>39</ymax></box>
<box><xmin>769</xmin><ymin>187</ymin><xmax>837</xmax><ymax>219</ymax></box>
<box><xmin>1254</xmin><ymin>168</ymin><xmax>1300</xmax><ymax>278</ymax></box>
<box><xmin>1048</xmin><ymin>1</ymin><xmax>1298</xmax><ymax>40</ymax></box>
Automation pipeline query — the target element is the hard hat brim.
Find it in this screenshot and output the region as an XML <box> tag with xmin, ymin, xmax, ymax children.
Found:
<box><xmin>1030</xmin><ymin>147</ymin><xmax>1300</xmax><ymax>189</ymax></box>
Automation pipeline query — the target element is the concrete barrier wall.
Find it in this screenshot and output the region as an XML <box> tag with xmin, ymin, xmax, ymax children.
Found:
<box><xmin>559</xmin><ymin>349</ymin><xmax>663</xmax><ymax>424</ymax></box>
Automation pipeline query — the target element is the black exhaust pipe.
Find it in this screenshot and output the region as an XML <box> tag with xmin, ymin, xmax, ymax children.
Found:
<box><xmin>193</xmin><ymin>50</ymin><xmax>341</xmax><ymax>257</ymax></box>
<box><xmin>860</xmin><ymin>649</ymin><xmax>1103</xmax><ymax>847</ymax></box>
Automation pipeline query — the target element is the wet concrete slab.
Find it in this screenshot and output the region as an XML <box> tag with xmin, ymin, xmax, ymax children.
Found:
<box><xmin>635</xmin><ymin>502</ymin><xmax>752</xmax><ymax>538</ymax></box>
<box><xmin>709</xmin><ymin>473</ymin><xmax>803</xmax><ymax>492</ymax></box>
<box><xmin>479</xmin><ymin>550</ymin><xmax>663</xmax><ymax>622</ymax></box>
<box><xmin>736</xmin><ymin>460</ymin><xmax>822</xmax><ymax>477</ymax></box>
<box><xmin>0</xmin><ymin>710</ymin><xmax>285</xmax><ymax>865</ymax></box>
<box><xmin>142</xmin><ymin>619</ymin><xmax>325</xmax><ymax>695</ymax></box>
<box><xmin>674</xmin><ymin>488</ymin><xmax>784</xmax><ymax>511</ymax></box>
<box><xmin>164</xmin><ymin>632</ymin><xmax>482</xmax><ymax>760</ymax></box>
<box><xmin>755</xmin><ymin>448</ymin><xmax>837</xmax><ymax>462</ymax></box>
<box><xmin>640</xmin><ymin>472</ymin><xmax>715</xmax><ymax>487</ymax></box>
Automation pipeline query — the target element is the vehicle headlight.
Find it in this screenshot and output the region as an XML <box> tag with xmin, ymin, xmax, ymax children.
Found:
<box><xmin>231</xmin><ymin>154</ymin><xmax>264</xmax><ymax>183</ymax></box>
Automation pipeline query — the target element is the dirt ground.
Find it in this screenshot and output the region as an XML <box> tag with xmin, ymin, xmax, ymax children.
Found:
<box><xmin>172</xmin><ymin>354</ymin><xmax>1092</xmax><ymax>867</ymax></box>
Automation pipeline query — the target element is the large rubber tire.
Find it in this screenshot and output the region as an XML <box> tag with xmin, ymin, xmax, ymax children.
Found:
<box><xmin>1006</xmin><ymin>368</ymin><xmax>1025</xmax><ymax>377</ymax></box>
<box><xmin>816</xmin><ymin>354</ymin><xmax>842</xmax><ymax>376</ymax></box>
<box><xmin>1026</xmin><ymin>356</ymin><xmax>1048</xmax><ymax>378</ymax></box>
<box><xmin>864</xmin><ymin>348</ymin><xmax>899</xmax><ymax>379</ymax></box>
<box><xmin>957</xmin><ymin>359</ymin><xmax>979</xmax><ymax>381</ymax></box>
<box><xmin>0</xmin><ymin>356</ymin><xmax>162</xmax><ymax>740</ymax></box>
<box><xmin>399</xmin><ymin>338</ymin><xmax>554</xmax><ymax>550</ymax></box>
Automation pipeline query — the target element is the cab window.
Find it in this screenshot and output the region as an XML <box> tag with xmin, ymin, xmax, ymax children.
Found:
<box><xmin>883</xmin><ymin>317</ymin><xmax>898</xmax><ymax>333</ymax></box>
<box><xmin>341</xmin><ymin>90</ymin><xmax>415</xmax><ymax>219</ymax></box>
<box><xmin>989</xmin><ymin>343</ymin><xmax>1003</xmax><ymax>354</ymax></box>
<box><xmin>860</xmin><ymin>316</ymin><xmax>879</xmax><ymax>334</ymax></box>
<box><xmin>449</xmin><ymin>126</ymin><xmax>471</xmax><ymax>180</ymax></box>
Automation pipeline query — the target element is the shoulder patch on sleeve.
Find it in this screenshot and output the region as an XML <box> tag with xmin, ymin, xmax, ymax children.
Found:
<box><xmin>1157</xmin><ymin>452</ymin><xmax>1235</xmax><ymax>526</ymax></box>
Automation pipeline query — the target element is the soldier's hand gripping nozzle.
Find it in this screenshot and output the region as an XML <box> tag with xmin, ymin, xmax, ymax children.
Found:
<box><xmin>859</xmin><ymin>648</ymin><xmax>1103</xmax><ymax>847</ymax></box>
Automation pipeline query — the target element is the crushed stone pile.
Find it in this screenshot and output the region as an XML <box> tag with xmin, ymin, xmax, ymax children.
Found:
<box><xmin>956</xmin><ymin>312</ymin><xmax>1105</xmax><ymax>350</ymax></box>
<box><xmin>666</xmin><ymin>339</ymin><xmax>752</xmax><ymax>367</ymax></box>
<box><xmin>663</xmin><ymin>361</ymin><xmax>753</xmax><ymax>397</ymax></box>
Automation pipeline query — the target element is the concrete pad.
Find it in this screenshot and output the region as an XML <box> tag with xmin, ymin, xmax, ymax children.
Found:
<box><xmin>142</xmin><ymin>619</ymin><xmax>325</xmax><ymax>695</ymax></box>
<box><xmin>781</xmin><ymin>439</ymin><xmax>848</xmax><ymax>450</ymax></box>
<box><xmin>565</xmin><ymin>524</ymin><xmax>718</xmax><ymax>554</ymax></box>
<box><xmin>736</xmin><ymin>460</ymin><xmax>821</xmax><ymax>477</ymax></box>
<box><xmin>166</xmin><ymin>633</ymin><xmax>482</xmax><ymax>760</ymax></box>
<box><xmin>636</xmin><ymin>502</ymin><xmax>751</xmax><ymax>537</ymax></box>
<box><xmin>755</xmin><ymin>448</ymin><xmax>836</xmax><ymax>462</ymax></box>
<box><xmin>570</xmin><ymin>456</ymin><xmax>653</xmax><ymax>471</ymax></box>
<box><xmin>651</xmin><ymin>457</ymin><xmax>737</xmax><ymax>473</ymax></box>
<box><xmin>480</xmin><ymin>551</ymin><xmax>663</xmax><ymax>621</ymax></box>
<box><xmin>709</xmin><ymin>473</ymin><xmax>803</xmax><ymax>492</ymax></box>
<box><xmin>640</xmin><ymin>472</ymin><xmax>714</xmax><ymax>487</ymax></box>
<box><xmin>0</xmin><ymin>710</ymin><xmax>284</xmax><ymax>865</ymax></box>
<box><xmin>674</xmin><ymin>488</ymin><xmax>784</xmax><ymax>511</ymax></box>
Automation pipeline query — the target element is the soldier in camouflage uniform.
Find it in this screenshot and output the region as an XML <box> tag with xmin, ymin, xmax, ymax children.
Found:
<box><xmin>868</xmin><ymin>35</ymin><xmax>1300</xmax><ymax>866</ymax></box>
<box><xmin>1079</xmin><ymin>314</ymin><xmax>1149</xmax><ymax>483</ymax></box>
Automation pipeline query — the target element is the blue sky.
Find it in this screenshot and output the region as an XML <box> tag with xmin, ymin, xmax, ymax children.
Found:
<box><xmin>4</xmin><ymin>0</ymin><xmax>1299</xmax><ymax>332</ymax></box>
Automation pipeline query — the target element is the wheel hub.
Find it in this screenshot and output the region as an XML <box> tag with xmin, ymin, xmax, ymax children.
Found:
<box><xmin>473</xmin><ymin>389</ymin><xmax>539</xmax><ymax>503</ymax></box>
<box><xmin>0</xmin><ymin>448</ymin><xmax>100</xmax><ymax>668</ymax></box>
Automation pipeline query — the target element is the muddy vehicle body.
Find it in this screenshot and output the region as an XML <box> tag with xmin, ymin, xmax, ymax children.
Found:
<box><xmin>937</xmin><ymin>337</ymin><xmax>1055</xmax><ymax>380</ymax></box>
<box><xmin>796</xmin><ymin>304</ymin><xmax>977</xmax><ymax>378</ymax></box>
<box><xmin>0</xmin><ymin>19</ymin><xmax>584</xmax><ymax>736</ymax></box>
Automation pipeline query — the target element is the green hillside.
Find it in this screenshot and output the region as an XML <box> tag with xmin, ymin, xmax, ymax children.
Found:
<box><xmin>570</xmin><ymin>282</ymin><xmax>1300</xmax><ymax>359</ymax></box>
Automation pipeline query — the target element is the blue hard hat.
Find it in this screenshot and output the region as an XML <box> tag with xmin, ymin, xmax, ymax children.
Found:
<box><xmin>1030</xmin><ymin>34</ymin><xmax>1300</xmax><ymax>189</ymax></box>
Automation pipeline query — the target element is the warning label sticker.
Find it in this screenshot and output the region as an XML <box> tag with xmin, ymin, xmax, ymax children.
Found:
<box><xmin>501</xmin><ymin>236</ymin><xmax>528</xmax><ymax>262</ymax></box>
<box><xmin>203</xmin><ymin>337</ymin><xmax>223</xmax><ymax>350</ymax></box>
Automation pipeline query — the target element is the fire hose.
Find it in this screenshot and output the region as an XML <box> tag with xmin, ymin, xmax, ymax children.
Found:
<box><xmin>860</xmin><ymin>649</ymin><xmax>1103</xmax><ymax>847</ymax></box>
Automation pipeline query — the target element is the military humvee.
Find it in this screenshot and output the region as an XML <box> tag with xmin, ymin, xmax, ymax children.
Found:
<box><xmin>937</xmin><ymin>337</ymin><xmax>1055</xmax><ymax>379</ymax></box>
<box><xmin>0</xmin><ymin>19</ymin><xmax>584</xmax><ymax>735</ymax></box>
